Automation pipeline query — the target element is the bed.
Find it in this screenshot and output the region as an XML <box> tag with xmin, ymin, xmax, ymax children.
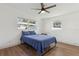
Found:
<box><xmin>20</xmin><ymin>31</ymin><xmax>57</xmax><ymax>55</ymax></box>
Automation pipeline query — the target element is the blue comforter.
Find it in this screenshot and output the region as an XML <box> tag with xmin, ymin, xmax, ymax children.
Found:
<box><xmin>21</xmin><ymin>34</ymin><xmax>57</xmax><ymax>54</ymax></box>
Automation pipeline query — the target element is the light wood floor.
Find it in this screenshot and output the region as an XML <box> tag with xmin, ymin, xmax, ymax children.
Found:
<box><xmin>0</xmin><ymin>42</ymin><xmax>79</xmax><ymax>56</ymax></box>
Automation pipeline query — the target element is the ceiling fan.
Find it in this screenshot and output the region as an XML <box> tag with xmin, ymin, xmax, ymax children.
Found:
<box><xmin>33</xmin><ymin>3</ymin><xmax>56</xmax><ymax>14</ymax></box>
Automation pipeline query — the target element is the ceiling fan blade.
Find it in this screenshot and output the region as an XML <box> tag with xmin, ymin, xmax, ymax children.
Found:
<box><xmin>45</xmin><ymin>10</ymin><xmax>50</xmax><ymax>13</ymax></box>
<box><xmin>38</xmin><ymin>11</ymin><xmax>42</xmax><ymax>14</ymax></box>
<box><xmin>41</xmin><ymin>3</ymin><xmax>44</xmax><ymax>8</ymax></box>
<box><xmin>32</xmin><ymin>8</ymin><xmax>41</xmax><ymax>10</ymax></box>
<box><xmin>45</xmin><ymin>4</ymin><xmax>56</xmax><ymax>9</ymax></box>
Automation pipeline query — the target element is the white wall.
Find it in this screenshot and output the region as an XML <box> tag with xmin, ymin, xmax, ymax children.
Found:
<box><xmin>0</xmin><ymin>4</ymin><xmax>41</xmax><ymax>49</ymax></box>
<box><xmin>1</xmin><ymin>3</ymin><xmax>79</xmax><ymax>49</ymax></box>
<box><xmin>41</xmin><ymin>11</ymin><xmax>79</xmax><ymax>46</ymax></box>
<box><xmin>0</xmin><ymin>4</ymin><xmax>25</xmax><ymax>49</ymax></box>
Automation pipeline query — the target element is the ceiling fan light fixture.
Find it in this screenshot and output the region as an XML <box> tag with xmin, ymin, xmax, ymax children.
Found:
<box><xmin>41</xmin><ymin>11</ymin><xmax>45</xmax><ymax>13</ymax></box>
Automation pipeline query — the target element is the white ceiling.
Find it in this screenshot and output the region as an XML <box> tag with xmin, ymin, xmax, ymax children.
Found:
<box><xmin>1</xmin><ymin>3</ymin><xmax>79</xmax><ymax>19</ymax></box>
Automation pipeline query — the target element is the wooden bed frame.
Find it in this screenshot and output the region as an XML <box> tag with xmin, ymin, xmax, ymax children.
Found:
<box><xmin>36</xmin><ymin>42</ymin><xmax>57</xmax><ymax>56</ymax></box>
<box><xmin>23</xmin><ymin>41</ymin><xmax>57</xmax><ymax>56</ymax></box>
<box><xmin>42</xmin><ymin>42</ymin><xmax>56</xmax><ymax>56</ymax></box>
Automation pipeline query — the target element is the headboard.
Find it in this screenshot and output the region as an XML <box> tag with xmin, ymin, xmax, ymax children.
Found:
<box><xmin>22</xmin><ymin>31</ymin><xmax>36</xmax><ymax>35</ymax></box>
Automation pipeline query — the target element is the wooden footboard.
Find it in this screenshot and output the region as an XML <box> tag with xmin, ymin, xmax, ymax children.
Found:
<box><xmin>37</xmin><ymin>42</ymin><xmax>57</xmax><ymax>56</ymax></box>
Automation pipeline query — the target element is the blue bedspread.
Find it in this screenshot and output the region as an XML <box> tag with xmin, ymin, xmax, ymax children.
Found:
<box><xmin>21</xmin><ymin>34</ymin><xmax>57</xmax><ymax>54</ymax></box>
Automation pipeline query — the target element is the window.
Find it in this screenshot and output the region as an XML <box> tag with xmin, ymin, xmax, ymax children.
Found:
<box><xmin>52</xmin><ymin>21</ymin><xmax>62</xmax><ymax>30</ymax></box>
<box><xmin>53</xmin><ymin>21</ymin><xmax>61</xmax><ymax>28</ymax></box>
<box><xmin>17</xmin><ymin>17</ymin><xmax>36</xmax><ymax>30</ymax></box>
